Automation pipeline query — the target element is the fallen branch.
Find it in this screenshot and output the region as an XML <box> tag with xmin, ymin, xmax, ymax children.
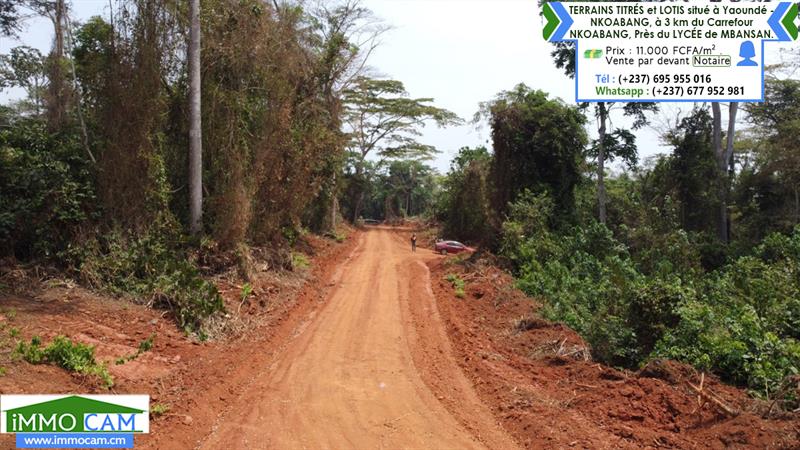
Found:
<box><xmin>687</xmin><ymin>374</ymin><xmax>738</xmax><ymax>417</ymax></box>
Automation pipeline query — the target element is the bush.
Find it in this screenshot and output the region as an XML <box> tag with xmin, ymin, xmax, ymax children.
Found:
<box><xmin>654</xmin><ymin>301</ymin><xmax>800</xmax><ymax>398</ymax></box>
<box><xmin>15</xmin><ymin>335</ymin><xmax>113</xmax><ymax>388</ymax></box>
<box><xmin>75</xmin><ymin>216</ymin><xmax>224</xmax><ymax>335</ymax></box>
<box><xmin>654</xmin><ymin>230</ymin><xmax>800</xmax><ymax>396</ymax></box>
<box><xmin>291</xmin><ymin>252</ymin><xmax>310</xmax><ymax>270</ymax></box>
<box><xmin>150</xmin><ymin>403</ymin><xmax>169</xmax><ymax>417</ymax></box>
<box><xmin>505</xmin><ymin>193</ymin><xmax>800</xmax><ymax>396</ymax></box>
<box><xmin>0</xmin><ymin>120</ymin><xmax>96</xmax><ymax>259</ymax></box>
<box><xmin>445</xmin><ymin>273</ymin><xmax>466</xmax><ymax>298</ymax></box>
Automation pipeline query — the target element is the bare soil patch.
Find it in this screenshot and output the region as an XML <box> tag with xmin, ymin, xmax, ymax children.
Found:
<box><xmin>427</xmin><ymin>256</ymin><xmax>800</xmax><ymax>449</ymax></box>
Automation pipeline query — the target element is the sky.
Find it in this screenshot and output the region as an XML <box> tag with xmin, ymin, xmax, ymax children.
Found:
<box><xmin>1</xmin><ymin>0</ymin><xmax>793</xmax><ymax>172</ymax></box>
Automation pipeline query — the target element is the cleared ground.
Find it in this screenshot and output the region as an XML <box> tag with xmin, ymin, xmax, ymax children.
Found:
<box><xmin>199</xmin><ymin>228</ymin><xmax>517</xmax><ymax>449</ymax></box>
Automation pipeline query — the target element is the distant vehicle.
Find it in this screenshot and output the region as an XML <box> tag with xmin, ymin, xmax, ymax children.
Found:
<box><xmin>362</xmin><ymin>219</ymin><xmax>381</xmax><ymax>225</ymax></box>
<box><xmin>434</xmin><ymin>240</ymin><xmax>475</xmax><ymax>255</ymax></box>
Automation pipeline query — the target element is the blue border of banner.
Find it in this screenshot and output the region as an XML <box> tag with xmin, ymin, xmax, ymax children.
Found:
<box><xmin>546</xmin><ymin>1</ymin><xmax>793</xmax><ymax>103</ymax></box>
<box><xmin>15</xmin><ymin>433</ymin><xmax>134</xmax><ymax>449</ymax></box>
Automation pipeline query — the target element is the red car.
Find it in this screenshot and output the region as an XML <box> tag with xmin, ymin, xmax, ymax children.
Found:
<box><xmin>434</xmin><ymin>240</ymin><xmax>475</xmax><ymax>255</ymax></box>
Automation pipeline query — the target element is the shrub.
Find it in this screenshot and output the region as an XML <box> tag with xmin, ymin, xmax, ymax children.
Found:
<box><xmin>292</xmin><ymin>252</ymin><xmax>310</xmax><ymax>270</ymax></box>
<box><xmin>445</xmin><ymin>273</ymin><xmax>466</xmax><ymax>298</ymax></box>
<box><xmin>0</xmin><ymin>120</ymin><xmax>96</xmax><ymax>259</ymax></box>
<box><xmin>654</xmin><ymin>301</ymin><xmax>800</xmax><ymax>398</ymax></box>
<box><xmin>15</xmin><ymin>336</ymin><xmax>113</xmax><ymax>388</ymax></box>
<box><xmin>654</xmin><ymin>232</ymin><xmax>800</xmax><ymax>396</ymax></box>
<box><xmin>150</xmin><ymin>403</ymin><xmax>169</xmax><ymax>417</ymax></box>
<box><xmin>505</xmin><ymin>196</ymin><xmax>800</xmax><ymax>393</ymax></box>
<box><xmin>76</xmin><ymin>216</ymin><xmax>224</xmax><ymax>335</ymax></box>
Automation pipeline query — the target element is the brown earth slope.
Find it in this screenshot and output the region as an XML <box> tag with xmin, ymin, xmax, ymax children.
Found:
<box><xmin>423</xmin><ymin>244</ymin><xmax>800</xmax><ymax>449</ymax></box>
<box><xmin>0</xmin><ymin>232</ymin><xmax>359</xmax><ymax>449</ymax></box>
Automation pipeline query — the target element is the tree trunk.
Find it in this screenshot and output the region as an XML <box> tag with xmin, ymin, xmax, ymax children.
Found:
<box><xmin>723</xmin><ymin>102</ymin><xmax>738</xmax><ymax>242</ymax></box>
<box><xmin>711</xmin><ymin>103</ymin><xmax>726</xmax><ymax>243</ymax></box>
<box><xmin>353</xmin><ymin>191</ymin><xmax>364</xmax><ymax>223</ymax></box>
<box><xmin>352</xmin><ymin>162</ymin><xmax>364</xmax><ymax>223</ymax></box>
<box><xmin>46</xmin><ymin>0</ymin><xmax>67</xmax><ymax>130</ymax></box>
<box><xmin>64</xmin><ymin>11</ymin><xmax>95</xmax><ymax>163</ymax></box>
<box><xmin>188</xmin><ymin>0</ymin><xmax>203</xmax><ymax>235</ymax></box>
<box><xmin>330</xmin><ymin>172</ymin><xmax>338</xmax><ymax>231</ymax></box>
<box><xmin>711</xmin><ymin>102</ymin><xmax>738</xmax><ymax>243</ymax></box>
<box><xmin>794</xmin><ymin>186</ymin><xmax>799</xmax><ymax>225</ymax></box>
<box><xmin>597</xmin><ymin>102</ymin><xmax>608</xmax><ymax>224</ymax></box>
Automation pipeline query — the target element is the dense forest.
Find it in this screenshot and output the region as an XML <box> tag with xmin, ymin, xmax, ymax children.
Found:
<box><xmin>1</xmin><ymin>0</ymin><xmax>799</xmax><ymax>410</ymax></box>
<box><xmin>0</xmin><ymin>0</ymin><xmax>450</xmax><ymax>334</ymax></box>
<box><xmin>435</xmin><ymin>76</ymin><xmax>800</xmax><ymax>406</ymax></box>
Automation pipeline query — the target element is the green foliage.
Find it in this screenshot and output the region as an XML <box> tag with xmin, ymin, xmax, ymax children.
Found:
<box><xmin>240</xmin><ymin>283</ymin><xmax>253</xmax><ymax>303</ymax></box>
<box><xmin>14</xmin><ymin>335</ymin><xmax>44</xmax><ymax>364</ymax></box>
<box><xmin>445</xmin><ymin>273</ymin><xmax>466</xmax><ymax>298</ymax></box>
<box><xmin>0</xmin><ymin>0</ymin><xmax>21</xmax><ymax>37</ymax></box>
<box><xmin>655</xmin><ymin>300</ymin><xmax>800</xmax><ymax>397</ymax></box>
<box><xmin>437</xmin><ymin>146</ymin><xmax>492</xmax><ymax>243</ymax></box>
<box><xmin>72</xmin><ymin>16</ymin><xmax>114</xmax><ymax>114</ymax></box>
<box><xmin>734</xmin><ymin>79</ymin><xmax>800</xmax><ymax>241</ymax></box>
<box><xmin>478</xmin><ymin>84</ymin><xmax>587</xmax><ymax>224</ymax></box>
<box><xmin>341</xmin><ymin>76</ymin><xmax>461</xmax><ymax>222</ymax></box>
<box><xmin>76</xmin><ymin>217</ymin><xmax>223</xmax><ymax>335</ymax></box>
<box><xmin>139</xmin><ymin>334</ymin><xmax>155</xmax><ymax>353</ymax></box>
<box><xmin>343</xmin><ymin>77</ymin><xmax>462</xmax><ymax>161</ymax></box>
<box><xmin>506</xmin><ymin>187</ymin><xmax>800</xmax><ymax>397</ymax></box>
<box><xmin>150</xmin><ymin>403</ymin><xmax>169</xmax><ymax>417</ymax></box>
<box><xmin>116</xmin><ymin>333</ymin><xmax>156</xmax><ymax>365</ymax></box>
<box><xmin>661</xmin><ymin>108</ymin><xmax>721</xmax><ymax>234</ymax></box>
<box><xmin>360</xmin><ymin>160</ymin><xmax>439</xmax><ymax>221</ymax></box>
<box><xmin>0</xmin><ymin>119</ymin><xmax>96</xmax><ymax>259</ymax></box>
<box><xmin>15</xmin><ymin>335</ymin><xmax>113</xmax><ymax>388</ymax></box>
<box><xmin>0</xmin><ymin>46</ymin><xmax>46</xmax><ymax>114</ymax></box>
<box><xmin>292</xmin><ymin>253</ymin><xmax>310</xmax><ymax>270</ymax></box>
<box><xmin>588</xmin><ymin>128</ymin><xmax>638</xmax><ymax>168</ymax></box>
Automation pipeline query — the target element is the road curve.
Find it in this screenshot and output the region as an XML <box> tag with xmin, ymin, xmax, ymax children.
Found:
<box><xmin>199</xmin><ymin>228</ymin><xmax>518</xmax><ymax>449</ymax></box>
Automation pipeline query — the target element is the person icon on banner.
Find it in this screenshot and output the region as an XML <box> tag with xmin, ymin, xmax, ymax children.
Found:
<box><xmin>737</xmin><ymin>41</ymin><xmax>758</xmax><ymax>67</ymax></box>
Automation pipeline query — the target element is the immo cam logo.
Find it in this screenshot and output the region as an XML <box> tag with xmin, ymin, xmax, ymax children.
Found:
<box><xmin>1</xmin><ymin>395</ymin><xmax>149</xmax><ymax>449</ymax></box>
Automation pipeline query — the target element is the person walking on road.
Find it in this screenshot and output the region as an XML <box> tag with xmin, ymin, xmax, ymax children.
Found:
<box><xmin>411</xmin><ymin>233</ymin><xmax>417</xmax><ymax>252</ymax></box>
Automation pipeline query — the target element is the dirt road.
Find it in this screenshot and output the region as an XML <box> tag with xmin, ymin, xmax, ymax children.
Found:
<box><xmin>199</xmin><ymin>228</ymin><xmax>517</xmax><ymax>449</ymax></box>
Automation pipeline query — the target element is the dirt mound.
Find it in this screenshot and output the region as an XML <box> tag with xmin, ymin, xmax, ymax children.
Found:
<box><xmin>0</xmin><ymin>231</ymin><xmax>359</xmax><ymax>450</ymax></box>
<box><xmin>427</xmin><ymin>257</ymin><xmax>800</xmax><ymax>449</ymax></box>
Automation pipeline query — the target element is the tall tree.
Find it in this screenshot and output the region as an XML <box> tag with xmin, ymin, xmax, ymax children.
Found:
<box><xmin>0</xmin><ymin>46</ymin><xmax>47</xmax><ymax>115</ymax></box>
<box><xmin>477</xmin><ymin>84</ymin><xmax>587</xmax><ymax>224</ymax></box>
<box><xmin>546</xmin><ymin>16</ymin><xmax>657</xmax><ymax>223</ymax></box>
<box><xmin>305</xmin><ymin>0</ymin><xmax>386</xmax><ymax>232</ymax></box>
<box><xmin>342</xmin><ymin>76</ymin><xmax>460</xmax><ymax>221</ymax></box>
<box><xmin>590</xmin><ymin>102</ymin><xmax>656</xmax><ymax>223</ymax></box>
<box><xmin>745</xmin><ymin>77</ymin><xmax>800</xmax><ymax>227</ymax></box>
<box><xmin>711</xmin><ymin>102</ymin><xmax>738</xmax><ymax>243</ymax></box>
<box><xmin>188</xmin><ymin>0</ymin><xmax>202</xmax><ymax>235</ymax></box>
<box><xmin>24</xmin><ymin>0</ymin><xmax>72</xmax><ymax>129</ymax></box>
<box><xmin>0</xmin><ymin>0</ymin><xmax>21</xmax><ymax>37</ymax></box>
<box><xmin>44</xmin><ymin>0</ymin><xmax>70</xmax><ymax>130</ymax></box>
<box><xmin>662</xmin><ymin>107</ymin><xmax>719</xmax><ymax>233</ymax></box>
<box><xmin>439</xmin><ymin>146</ymin><xmax>492</xmax><ymax>243</ymax></box>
